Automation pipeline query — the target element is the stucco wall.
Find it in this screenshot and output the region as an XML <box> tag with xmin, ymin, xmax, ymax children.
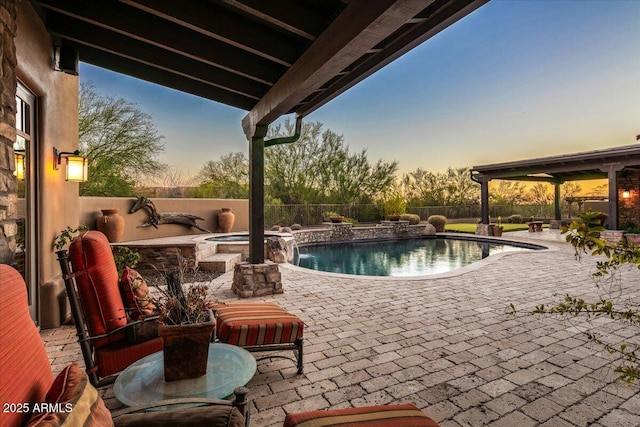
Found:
<box><xmin>15</xmin><ymin>1</ymin><xmax>79</xmax><ymax>326</ymax></box>
<box><xmin>79</xmin><ymin>197</ymin><xmax>249</xmax><ymax>241</ymax></box>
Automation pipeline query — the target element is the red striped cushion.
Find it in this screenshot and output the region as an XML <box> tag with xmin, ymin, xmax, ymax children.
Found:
<box><xmin>0</xmin><ymin>265</ymin><xmax>53</xmax><ymax>427</ymax></box>
<box><xmin>213</xmin><ymin>303</ymin><xmax>303</xmax><ymax>347</ymax></box>
<box><xmin>69</xmin><ymin>231</ymin><xmax>127</xmax><ymax>348</ymax></box>
<box><xmin>26</xmin><ymin>363</ymin><xmax>113</xmax><ymax>426</ymax></box>
<box><xmin>283</xmin><ymin>404</ymin><xmax>440</xmax><ymax>427</ymax></box>
<box><xmin>95</xmin><ymin>336</ymin><xmax>163</xmax><ymax>377</ymax></box>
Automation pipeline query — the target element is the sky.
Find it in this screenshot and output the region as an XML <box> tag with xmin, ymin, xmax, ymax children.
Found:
<box><xmin>80</xmin><ymin>0</ymin><xmax>640</xmax><ymax>179</ymax></box>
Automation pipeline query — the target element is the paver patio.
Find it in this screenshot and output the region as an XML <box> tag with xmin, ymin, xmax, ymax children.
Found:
<box><xmin>41</xmin><ymin>230</ymin><xmax>640</xmax><ymax>427</ymax></box>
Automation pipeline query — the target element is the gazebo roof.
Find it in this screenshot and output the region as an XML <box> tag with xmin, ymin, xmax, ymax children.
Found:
<box><xmin>32</xmin><ymin>0</ymin><xmax>488</xmax><ymax>137</ymax></box>
<box><xmin>471</xmin><ymin>144</ymin><xmax>640</xmax><ymax>182</ymax></box>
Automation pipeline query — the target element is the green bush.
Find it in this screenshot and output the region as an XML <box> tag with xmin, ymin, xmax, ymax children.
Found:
<box><xmin>290</xmin><ymin>223</ymin><xmax>302</xmax><ymax>231</ymax></box>
<box><xmin>112</xmin><ymin>246</ymin><xmax>141</xmax><ymax>276</ymax></box>
<box><xmin>427</xmin><ymin>215</ymin><xmax>447</xmax><ymax>232</ymax></box>
<box><xmin>400</xmin><ymin>213</ymin><xmax>420</xmax><ymax>225</ymax></box>
<box><xmin>508</xmin><ymin>214</ymin><xmax>523</xmax><ymax>224</ymax></box>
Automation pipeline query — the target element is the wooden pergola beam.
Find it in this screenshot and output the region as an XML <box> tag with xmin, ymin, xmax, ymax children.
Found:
<box><xmin>241</xmin><ymin>0</ymin><xmax>437</xmax><ymax>138</ymax></box>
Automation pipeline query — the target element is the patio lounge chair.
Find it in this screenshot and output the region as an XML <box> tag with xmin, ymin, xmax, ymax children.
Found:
<box><xmin>56</xmin><ymin>230</ymin><xmax>164</xmax><ymax>386</ymax></box>
<box><xmin>0</xmin><ymin>263</ymin><xmax>249</xmax><ymax>427</ymax></box>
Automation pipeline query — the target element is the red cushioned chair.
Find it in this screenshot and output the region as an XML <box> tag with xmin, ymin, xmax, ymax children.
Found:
<box><xmin>284</xmin><ymin>404</ymin><xmax>441</xmax><ymax>427</ymax></box>
<box><xmin>0</xmin><ymin>264</ymin><xmax>249</xmax><ymax>427</ymax></box>
<box><xmin>211</xmin><ymin>302</ymin><xmax>304</xmax><ymax>374</ymax></box>
<box><xmin>56</xmin><ymin>230</ymin><xmax>164</xmax><ymax>386</ymax></box>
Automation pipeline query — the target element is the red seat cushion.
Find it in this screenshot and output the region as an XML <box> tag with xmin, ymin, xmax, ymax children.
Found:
<box><xmin>0</xmin><ymin>265</ymin><xmax>54</xmax><ymax>427</ymax></box>
<box><xmin>96</xmin><ymin>337</ymin><xmax>163</xmax><ymax>378</ymax></box>
<box><xmin>212</xmin><ymin>302</ymin><xmax>303</xmax><ymax>347</ymax></box>
<box><xmin>69</xmin><ymin>231</ymin><xmax>127</xmax><ymax>348</ymax></box>
<box><xmin>283</xmin><ymin>404</ymin><xmax>441</xmax><ymax>427</ymax></box>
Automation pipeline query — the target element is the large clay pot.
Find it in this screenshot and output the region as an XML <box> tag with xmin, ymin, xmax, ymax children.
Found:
<box><xmin>158</xmin><ymin>310</ymin><xmax>215</xmax><ymax>382</ymax></box>
<box><xmin>218</xmin><ymin>208</ymin><xmax>235</xmax><ymax>233</ymax></box>
<box><xmin>96</xmin><ymin>209</ymin><xmax>125</xmax><ymax>243</ymax></box>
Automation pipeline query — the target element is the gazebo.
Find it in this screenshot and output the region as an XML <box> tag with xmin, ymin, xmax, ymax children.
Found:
<box><xmin>470</xmin><ymin>144</ymin><xmax>640</xmax><ymax>230</ymax></box>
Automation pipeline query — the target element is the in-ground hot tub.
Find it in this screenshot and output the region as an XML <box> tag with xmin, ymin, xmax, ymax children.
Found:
<box><xmin>195</xmin><ymin>232</ymin><xmax>296</xmax><ymax>262</ymax></box>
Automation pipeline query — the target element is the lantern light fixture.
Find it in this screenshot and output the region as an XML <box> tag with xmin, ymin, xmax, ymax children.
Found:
<box><xmin>13</xmin><ymin>149</ymin><xmax>25</xmax><ymax>180</ymax></box>
<box><xmin>53</xmin><ymin>147</ymin><xmax>88</xmax><ymax>182</ymax></box>
<box><xmin>622</xmin><ymin>189</ymin><xmax>631</xmax><ymax>199</ymax></box>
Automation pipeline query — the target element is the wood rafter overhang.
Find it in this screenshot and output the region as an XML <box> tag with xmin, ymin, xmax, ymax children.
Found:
<box><xmin>471</xmin><ymin>145</ymin><xmax>640</xmax><ymax>182</ymax></box>
<box><xmin>32</xmin><ymin>0</ymin><xmax>489</xmax><ymax>130</ymax></box>
<box><xmin>121</xmin><ymin>0</ymin><xmax>307</xmax><ymax>67</ymax></box>
<box><xmin>294</xmin><ymin>0</ymin><xmax>488</xmax><ymax>118</ymax></box>
<box><xmin>242</xmin><ymin>0</ymin><xmax>488</xmax><ymax>138</ymax></box>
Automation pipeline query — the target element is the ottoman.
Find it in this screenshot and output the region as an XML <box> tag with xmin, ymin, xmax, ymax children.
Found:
<box><xmin>212</xmin><ymin>302</ymin><xmax>304</xmax><ymax>374</ymax></box>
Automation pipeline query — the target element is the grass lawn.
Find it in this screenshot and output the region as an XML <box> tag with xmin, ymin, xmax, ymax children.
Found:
<box><xmin>444</xmin><ymin>223</ymin><xmax>543</xmax><ymax>233</ymax></box>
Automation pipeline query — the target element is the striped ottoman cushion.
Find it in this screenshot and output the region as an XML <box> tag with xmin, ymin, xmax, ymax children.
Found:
<box><xmin>283</xmin><ymin>404</ymin><xmax>440</xmax><ymax>427</ymax></box>
<box><xmin>213</xmin><ymin>302</ymin><xmax>303</xmax><ymax>347</ymax></box>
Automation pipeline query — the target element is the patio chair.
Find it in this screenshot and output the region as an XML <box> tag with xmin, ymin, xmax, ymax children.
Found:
<box><xmin>284</xmin><ymin>404</ymin><xmax>441</xmax><ymax>426</ymax></box>
<box><xmin>0</xmin><ymin>263</ymin><xmax>249</xmax><ymax>427</ymax></box>
<box><xmin>56</xmin><ymin>230</ymin><xmax>164</xmax><ymax>386</ymax></box>
<box><xmin>210</xmin><ymin>302</ymin><xmax>305</xmax><ymax>374</ymax></box>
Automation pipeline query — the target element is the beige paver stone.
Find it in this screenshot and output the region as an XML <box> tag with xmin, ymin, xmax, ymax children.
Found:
<box><xmin>597</xmin><ymin>410</ymin><xmax>640</xmax><ymax>427</ymax></box>
<box><xmin>282</xmin><ymin>395</ymin><xmax>330</xmax><ymax>415</ymax></box>
<box><xmin>483</xmin><ymin>392</ymin><xmax>527</xmax><ymax>415</ymax></box>
<box><xmin>537</xmin><ymin>373</ymin><xmax>575</xmax><ymax>389</ymax></box>
<box><xmin>559</xmin><ymin>402</ymin><xmax>604</xmax><ymax>426</ymax></box>
<box><xmin>450</xmin><ymin>389</ymin><xmax>491</xmax><ymax>410</ymax></box>
<box><xmin>478</xmin><ymin>378</ymin><xmax>518</xmax><ymax>397</ymax></box>
<box><xmin>487</xmin><ymin>411</ymin><xmax>537</xmax><ymax>427</ymax></box>
<box><xmin>521</xmin><ymin>396</ymin><xmax>564</xmax><ymax>422</ymax></box>
<box><xmin>453</xmin><ymin>406</ymin><xmax>499</xmax><ymax>426</ymax></box>
<box><xmin>296</xmin><ymin>379</ymin><xmax>338</xmax><ymax>398</ymax></box>
<box><xmin>254</xmin><ymin>389</ymin><xmax>301</xmax><ymax>411</ymax></box>
<box><xmin>324</xmin><ymin>385</ymin><xmax>367</xmax><ymax>405</ymax></box>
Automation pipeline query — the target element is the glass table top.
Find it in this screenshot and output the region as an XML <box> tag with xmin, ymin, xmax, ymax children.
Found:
<box><xmin>113</xmin><ymin>343</ymin><xmax>257</xmax><ymax>407</ymax></box>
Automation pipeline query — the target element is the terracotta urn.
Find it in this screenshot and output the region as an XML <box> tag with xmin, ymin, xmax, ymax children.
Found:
<box><xmin>218</xmin><ymin>208</ymin><xmax>235</xmax><ymax>233</ymax></box>
<box><xmin>96</xmin><ymin>209</ymin><xmax>125</xmax><ymax>243</ymax></box>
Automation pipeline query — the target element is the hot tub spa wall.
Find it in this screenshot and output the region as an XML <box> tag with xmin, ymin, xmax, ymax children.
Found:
<box><xmin>79</xmin><ymin>197</ymin><xmax>249</xmax><ymax>241</ymax></box>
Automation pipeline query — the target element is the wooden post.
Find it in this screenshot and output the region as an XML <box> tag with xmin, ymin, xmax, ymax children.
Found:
<box><xmin>249</xmin><ymin>125</ymin><xmax>268</xmax><ymax>264</ymax></box>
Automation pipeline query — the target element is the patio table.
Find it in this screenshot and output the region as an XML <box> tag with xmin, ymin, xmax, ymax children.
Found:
<box><xmin>113</xmin><ymin>343</ymin><xmax>256</xmax><ymax>407</ymax></box>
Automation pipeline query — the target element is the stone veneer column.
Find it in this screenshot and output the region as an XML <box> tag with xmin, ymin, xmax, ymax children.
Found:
<box><xmin>232</xmin><ymin>261</ymin><xmax>283</xmax><ymax>298</ymax></box>
<box><xmin>0</xmin><ymin>0</ymin><xmax>17</xmax><ymax>264</ymax></box>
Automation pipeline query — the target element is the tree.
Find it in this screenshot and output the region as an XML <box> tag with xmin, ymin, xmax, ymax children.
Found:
<box><xmin>264</xmin><ymin>120</ymin><xmax>397</xmax><ymax>204</ymax></box>
<box><xmin>78</xmin><ymin>81</ymin><xmax>166</xmax><ymax>196</ymax></box>
<box><xmin>490</xmin><ymin>181</ymin><xmax>527</xmax><ymax>205</ymax></box>
<box><xmin>196</xmin><ymin>152</ymin><xmax>249</xmax><ymax>199</ymax></box>
<box><xmin>526</xmin><ymin>183</ymin><xmax>553</xmax><ymax>217</ymax></box>
<box><xmin>402</xmin><ymin>167</ymin><xmax>478</xmax><ymax>207</ymax></box>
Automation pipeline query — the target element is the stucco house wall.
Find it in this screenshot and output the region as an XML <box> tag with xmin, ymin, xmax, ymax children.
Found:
<box><xmin>12</xmin><ymin>0</ymin><xmax>79</xmax><ymax>327</ymax></box>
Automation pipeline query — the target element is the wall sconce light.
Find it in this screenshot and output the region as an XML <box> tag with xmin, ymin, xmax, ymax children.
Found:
<box><xmin>622</xmin><ymin>189</ymin><xmax>631</xmax><ymax>199</ymax></box>
<box><xmin>13</xmin><ymin>149</ymin><xmax>25</xmax><ymax>180</ymax></box>
<box><xmin>53</xmin><ymin>147</ymin><xmax>88</xmax><ymax>182</ymax></box>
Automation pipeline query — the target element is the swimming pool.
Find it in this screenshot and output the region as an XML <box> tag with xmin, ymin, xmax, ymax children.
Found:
<box><xmin>293</xmin><ymin>237</ymin><xmax>543</xmax><ymax>277</ymax></box>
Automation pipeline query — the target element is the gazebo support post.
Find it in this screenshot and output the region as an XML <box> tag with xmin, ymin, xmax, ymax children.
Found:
<box><xmin>603</xmin><ymin>163</ymin><xmax>624</xmax><ymax>230</ymax></box>
<box><xmin>553</xmin><ymin>182</ymin><xmax>562</xmax><ymax>220</ymax></box>
<box><xmin>249</xmin><ymin>125</ymin><xmax>269</xmax><ymax>264</ymax></box>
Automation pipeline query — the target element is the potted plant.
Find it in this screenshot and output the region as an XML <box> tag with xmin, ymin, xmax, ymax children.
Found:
<box><xmin>492</xmin><ymin>216</ymin><xmax>503</xmax><ymax>237</ymax></box>
<box><xmin>322</xmin><ymin>211</ymin><xmax>344</xmax><ymax>223</ymax></box>
<box><xmin>623</xmin><ymin>222</ymin><xmax>640</xmax><ymax>246</ymax></box>
<box><xmin>378</xmin><ymin>191</ymin><xmax>406</xmax><ymax>221</ymax></box>
<box><xmin>152</xmin><ymin>260</ymin><xmax>214</xmax><ymax>382</ymax></box>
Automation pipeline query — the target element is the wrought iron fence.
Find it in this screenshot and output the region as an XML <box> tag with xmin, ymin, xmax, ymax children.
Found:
<box><xmin>264</xmin><ymin>203</ymin><xmax>559</xmax><ymax>227</ymax></box>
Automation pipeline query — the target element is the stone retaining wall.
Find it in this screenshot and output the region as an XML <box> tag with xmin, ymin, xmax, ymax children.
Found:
<box><xmin>292</xmin><ymin>222</ymin><xmax>428</xmax><ymax>245</ymax></box>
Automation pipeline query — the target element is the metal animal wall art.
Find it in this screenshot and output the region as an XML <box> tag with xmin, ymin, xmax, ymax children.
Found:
<box><xmin>129</xmin><ymin>196</ymin><xmax>212</xmax><ymax>233</ymax></box>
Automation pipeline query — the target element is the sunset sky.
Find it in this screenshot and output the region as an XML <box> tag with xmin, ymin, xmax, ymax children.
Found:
<box><xmin>80</xmin><ymin>0</ymin><xmax>640</xmax><ymax>179</ymax></box>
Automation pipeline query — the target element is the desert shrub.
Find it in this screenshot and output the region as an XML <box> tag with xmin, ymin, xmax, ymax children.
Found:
<box><xmin>400</xmin><ymin>213</ymin><xmax>421</xmax><ymax>225</ymax></box>
<box><xmin>508</xmin><ymin>214</ymin><xmax>523</xmax><ymax>224</ymax></box>
<box><xmin>270</xmin><ymin>225</ymin><xmax>281</xmax><ymax>231</ymax></box>
<box><xmin>427</xmin><ymin>215</ymin><xmax>447</xmax><ymax>232</ymax></box>
<box><xmin>290</xmin><ymin>223</ymin><xmax>302</xmax><ymax>231</ymax></box>
<box><xmin>112</xmin><ymin>246</ymin><xmax>141</xmax><ymax>275</ymax></box>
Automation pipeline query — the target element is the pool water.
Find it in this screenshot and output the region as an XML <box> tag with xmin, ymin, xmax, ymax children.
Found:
<box><xmin>294</xmin><ymin>238</ymin><xmax>538</xmax><ymax>277</ymax></box>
